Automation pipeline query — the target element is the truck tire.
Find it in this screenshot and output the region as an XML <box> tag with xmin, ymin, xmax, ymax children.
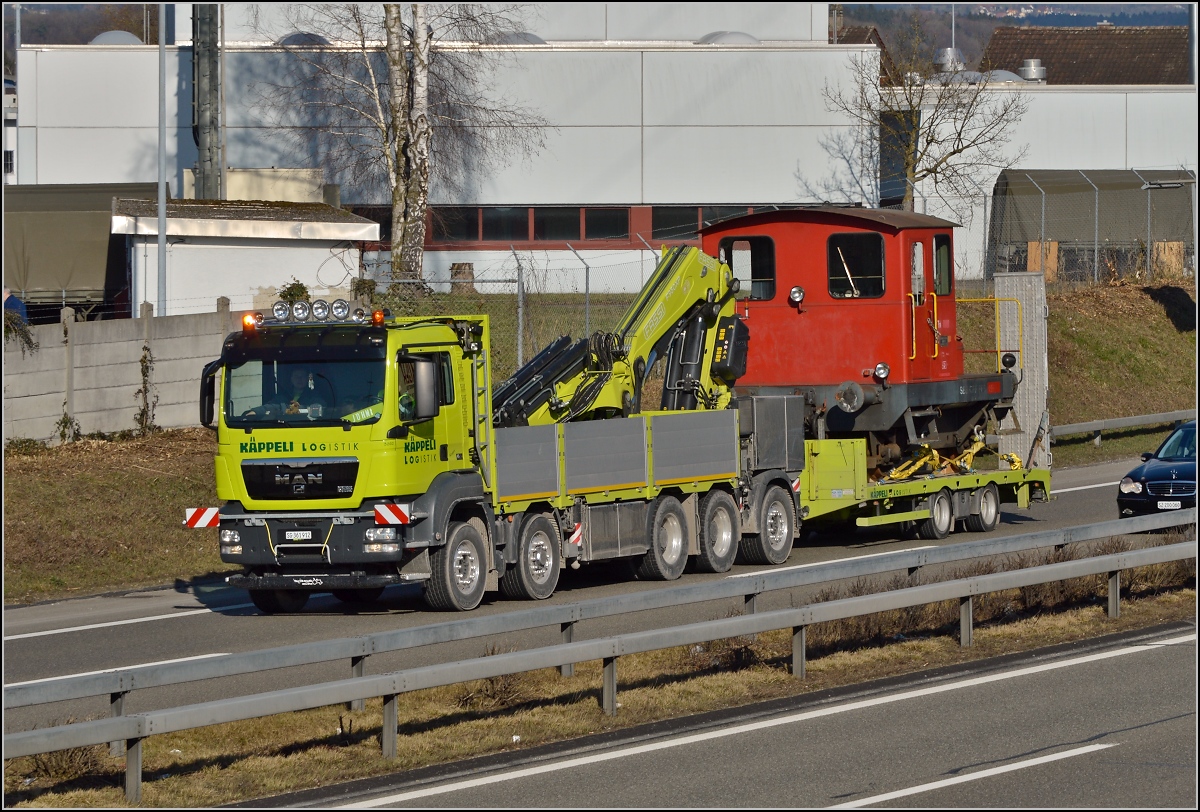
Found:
<box><xmin>332</xmin><ymin>587</ymin><xmax>385</xmax><ymax>604</ymax></box>
<box><xmin>636</xmin><ymin>496</ymin><xmax>689</xmax><ymax>581</ymax></box>
<box><xmin>964</xmin><ymin>483</ymin><xmax>1000</xmax><ymax>533</ymax></box>
<box><xmin>499</xmin><ymin>513</ymin><xmax>561</xmax><ymax>600</ymax></box>
<box><xmin>918</xmin><ymin>489</ymin><xmax>954</xmax><ymax>540</ymax></box>
<box><xmin>695</xmin><ymin>490</ymin><xmax>740</xmax><ymax>573</ymax></box>
<box><xmin>739</xmin><ymin>484</ymin><xmax>795</xmax><ymax>565</ymax></box>
<box><xmin>425</xmin><ymin>521</ymin><xmax>487</xmax><ymax>611</ymax></box>
<box><xmin>250</xmin><ymin>589</ymin><xmax>308</xmax><ymax>614</ymax></box>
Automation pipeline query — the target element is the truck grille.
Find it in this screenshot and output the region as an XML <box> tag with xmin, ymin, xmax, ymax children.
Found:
<box><xmin>242</xmin><ymin>458</ymin><xmax>359</xmax><ymax>500</ymax></box>
<box><xmin>1146</xmin><ymin>482</ymin><xmax>1196</xmax><ymax>497</ymax></box>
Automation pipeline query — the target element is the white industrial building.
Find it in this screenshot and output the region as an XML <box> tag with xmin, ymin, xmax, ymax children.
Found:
<box><xmin>6</xmin><ymin>3</ymin><xmax>1198</xmax><ymax>314</ymax></box>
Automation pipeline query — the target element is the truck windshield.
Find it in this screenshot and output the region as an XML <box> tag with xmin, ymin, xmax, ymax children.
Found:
<box><xmin>222</xmin><ymin>326</ymin><xmax>388</xmax><ymax>428</ymax></box>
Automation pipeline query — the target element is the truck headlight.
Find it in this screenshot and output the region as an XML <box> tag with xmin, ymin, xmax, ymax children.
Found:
<box><xmin>365</xmin><ymin>527</ymin><xmax>397</xmax><ymax>541</ymax></box>
<box><xmin>1119</xmin><ymin>477</ymin><xmax>1142</xmax><ymax>494</ymax></box>
<box><xmin>363</xmin><ymin>543</ymin><xmax>400</xmax><ymax>554</ymax></box>
<box><xmin>220</xmin><ymin>529</ymin><xmax>241</xmax><ymax>544</ymax></box>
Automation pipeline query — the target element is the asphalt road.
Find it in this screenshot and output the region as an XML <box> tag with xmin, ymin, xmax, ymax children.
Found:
<box><xmin>306</xmin><ymin>624</ymin><xmax>1196</xmax><ymax>809</ymax></box>
<box><xmin>0</xmin><ymin>457</ymin><xmax>1166</xmax><ymax>733</ymax></box>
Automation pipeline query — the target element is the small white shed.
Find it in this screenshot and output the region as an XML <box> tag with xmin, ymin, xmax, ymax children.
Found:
<box><xmin>111</xmin><ymin>199</ymin><xmax>379</xmax><ymax>316</ymax></box>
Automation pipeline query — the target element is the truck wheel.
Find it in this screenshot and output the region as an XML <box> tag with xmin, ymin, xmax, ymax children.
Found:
<box><xmin>964</xmin><ymin>483</ymin><xmax>1000</xmax><ymax>532</ymax></box>
<box><xmin>250</xmin><ymin>589</ymin><xmax>308</xmax><ymax>614</ymax></box>
<box><xmin>636</xmin><ymin>496</ymin><xmax>689</xmax><ymax>581</ymax></box>
<box><xmin>500</xmin><ymin>513</ymin><xmax>561</xmax><ymax>600</ymax></box>
<box><xmin>739</xmin><ymin>485</ymin><xmax>795</xmax><ymax>565</ymax></box>
<box><xmin>332</xmin><ymin>587</ymin><xmax>385</xmax><ymax>604</ymax></box>
<box><xmin>425</xmin><ymin>521</ymin><xmax>487</xmax><ymax>611</ymax></box>
<box><xmin>695</xmin><ymin>490</ymin><xmax>740</xmax><ymax>573</ymax></box>
<box><xmin>918</xmin><ymin>489</ymin><xmax>954</xmax><ymax>540</ymax></box>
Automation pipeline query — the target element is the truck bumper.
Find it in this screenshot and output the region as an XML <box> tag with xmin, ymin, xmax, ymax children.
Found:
<box><xmin>226</xmin><ymin>571</ymin><xmax>413</xmax><ymax>591</ymax></box>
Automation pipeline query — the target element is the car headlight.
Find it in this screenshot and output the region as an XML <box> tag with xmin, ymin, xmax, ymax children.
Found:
<box><xmin>1119</xmin><ymin>477</ymin><xmax>1143</xmax><ymax>494</ymax></box>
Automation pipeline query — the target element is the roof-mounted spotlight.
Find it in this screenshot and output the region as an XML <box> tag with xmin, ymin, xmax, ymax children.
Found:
<box><xmin>331</xmin><ymin>299</ymin><xmax>350</xmax><ymax>320</ymax></box>
<box><xmin>311</xmin><ymin>300</ymin><xmax>330</xmax><ymax>321</ymax></box>
<box><xmin>272</xmin><ymin>301</ymin><xmax>290</xmax><ymax>321</ymax></box>
<box><xmin>292</xmin><ymin>301</ymin><xmax>311</xmax><ymax>322</ymax></box>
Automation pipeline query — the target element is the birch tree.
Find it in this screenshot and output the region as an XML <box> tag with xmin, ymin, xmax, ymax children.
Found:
<box><xmin>252</xmin><ymin>3</ymin><xmax>546</xmax><ymax>283</ymax></box>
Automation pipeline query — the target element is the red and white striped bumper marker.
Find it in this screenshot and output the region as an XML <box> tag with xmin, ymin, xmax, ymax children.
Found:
<box><xmin>184</xmin><ymin>507</ymin><xmax>220</xmax><ymax>528</ymax></box>
<box><xmin>375</xmin><ymin>503</ymin><xmax>411</xmax><ymax>525</ymax></box>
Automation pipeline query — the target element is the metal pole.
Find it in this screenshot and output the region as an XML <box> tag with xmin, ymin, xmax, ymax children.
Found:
<box><xmin>566</xmin><ymin>242</ymin><xmax>591</xmax><ymax>336</ymax></box>
<box><xmin>1079</xmin><ymin>171</ymin><xmax>1100</xmax><ymax>283</ymax></box>
<box><xmin>559</xmin><ymin>622</ymin><xmax>575</xmax><ymax>678</ymax></box>
<box><xmin>157</xmin><ymin>4</ymin><xmax>167</xmax><ymax>316</ymax></box>
<box><xmin>1025</xmin><ymin>174</ymin><xmax>1047</xmax><ymax>274</ymax></box>
<box><xmin>511</xmin><ymin>246</ymin><xmax>524</xmax><ymax>367</ymax></box>
<box><xmin>1108</xmin><ymin>570</ymin><xmax>1121</xmax><ymax>618</ymax></box>
<box><xmin>219</xmin><ymin>3</ymin><xmax>227</xmax><ymax>200</ymax></box>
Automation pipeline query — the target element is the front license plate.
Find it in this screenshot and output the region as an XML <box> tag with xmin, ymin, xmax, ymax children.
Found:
<box><xmin>1157</xmin><ymin>501</ymin><xmax>1182</xmax><ymax>510</ymax></box>
<box><xmin>285</xmin><ymin>530</ymin><xmax>313</xmax><ymax>540</ymax></box>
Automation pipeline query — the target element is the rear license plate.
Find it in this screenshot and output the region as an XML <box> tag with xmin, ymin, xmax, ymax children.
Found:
<box><xmin>1157</xmin><ymin>500</ymin><xmax>1182</xmax><ymax>510</ymax></box>
<box><xmin>285</xmin><ymin>530</ymin><xmax>313</xmax><ymax>540</ymax></box>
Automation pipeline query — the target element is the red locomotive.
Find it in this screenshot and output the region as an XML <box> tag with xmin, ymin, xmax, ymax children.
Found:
<box><xmin>702</xmin><ymin>207</ymin><xmax>1015</xmax><ymax>469</ymax></box>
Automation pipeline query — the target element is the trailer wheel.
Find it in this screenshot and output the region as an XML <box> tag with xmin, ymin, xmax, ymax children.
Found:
<box><xmin>250</xmin><ymin>589</ymin><xmax>308</xmax><ymax>614</ymax></box>
<box><xmin>964</xmin><ymin>483</ymin><xmax>1000</xmax><ymax>532</ymax></box>
<box><xmin>739</xmin><ymin>485</ymin><xmax>795</xmax><ymax>565</ymax></box>
<box><xmin>425</xmin><ymin>521</ymin><xmax>487</xmax><ymax>611</ymax></box>
<box><xmin>918</xmin><ymin>489</ymin><xmax>954</xmax><ymax>540</ymax></box>
<box><xmin>500</xmin><ymin>513</ymin><xmax>561</xmax><ymax>600</ymax></box>
<box><xmin>332</xmin><ymin>587</ymin><xmax>385</xmax><ymax>604</ymax></box>
<box><xmin>695</xmin><ymin>490</ymin><xmax>740</xmax><ymax>573</ymax></box>
<box><xmin>636</xmin><ymin>496</ymin><xmax>689</xmax><ymax>581</ymax></box>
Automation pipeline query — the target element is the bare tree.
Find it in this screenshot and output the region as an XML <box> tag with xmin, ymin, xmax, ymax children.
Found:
<box><xmin>800</xmin><ymin>15</ymin><xmax>1028</xmax><ymax>214</ymax></box>
<box><xmin>250</xmin><ymin>3</ymin><xmax>548</xmax><ymax>283</ymax></box>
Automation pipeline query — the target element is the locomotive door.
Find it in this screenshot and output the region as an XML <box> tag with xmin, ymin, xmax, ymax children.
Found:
<box><xmin>906</xmin><ymin>238</ymin><xmax>936</xmax><ymax>381</ymax></box>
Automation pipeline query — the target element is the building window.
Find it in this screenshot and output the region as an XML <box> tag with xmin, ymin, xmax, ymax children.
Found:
<box><xmin>585</xmin><ymin>208</ymin><xmax>629</xmax><ymax>240</ymax></box>
<box><xmin>431</xmin><ymin>207</ymin><xmax>478</xmax><ymax>242</ymax></box>
<box><xmin>718</xmin><ymin>236</ymin><xmax>775</xmax><ymax>301</ymax></box>
<box><xmin>533</xmin><ymin>207</ymin><xmax>580</xmax><ymax>240</ymax></box>
<box><xmin>3</xmin><ymin>150</ymin><xmax>12</xmax><ymax>175</ymax></box>
<box><xmin>652</xmin><ymin>207</ymin><xmax>699</xmax><ymax>240</ymax></box>
<box><xmin>828</xmin><ymin>233</ymin><xmax>885</xmax><ymax>298</ymax></box>
<box><xmin>481</xmin><ymin>207</ymin><xmax>529</xmax><ymax>241</ymax></box>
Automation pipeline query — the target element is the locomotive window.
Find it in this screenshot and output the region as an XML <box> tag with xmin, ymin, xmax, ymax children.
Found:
<box><xmin>933</xmin><ymin>234</ymin><xmax>952</xmax><ymax>296</ymax></box>
<box><xmin>827</xmin><ymin>233</ymin><xmax>885</xmax><ymax>298</ymax></box>
<box><xmin>718</xmin><ymin>236</ymin><xmax>775</xmax><ymax>300</ymax></box>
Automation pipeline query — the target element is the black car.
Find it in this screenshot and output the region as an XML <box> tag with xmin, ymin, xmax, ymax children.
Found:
<box><xmin>1118</xmin><ymin>420</ymin><xmax>1196</xmax><ymax>518</ymax></box>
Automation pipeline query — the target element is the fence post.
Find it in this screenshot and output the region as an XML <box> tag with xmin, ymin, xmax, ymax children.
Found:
<box><xmin>1108</xmin><ymin>570</ymin><xmax>1121</xmax><ymax>618</ymax></box>
<box><xmin>511</xmin><ymin>246</ymin><xmax>525</xmax><ymax>368</ymax></box>
<box><xmin>959</xmin><ymin>596</ymin><xmax>974</xmax><ymax>647</ymax></box>
<box><xmin>109</xmin><ymin>691</ymin><xmax>127</xmax><ymax>756</ymax></box>
<box><xmin>566</xmin><ymin>243</ymin><xmax>591</xmax><ymax>337</ymax></box>
<box><xmin>744</xmin><ymin>593</ymin><xmax>758</xmax><ymax>614</ymax></box>
<box><xmin>125</xmin><ymin>737</ymin><xmax>143</xmax><ymax>804</ymax></box>
<box><xmin>602</xmin><ymin>656</ymin><xmax>618</xmax><ymax>716</ymax></box>
<box><xmin>348</xmin><ymin>655</ymin><xmax>367</xmax><ymax>711</ymax></box>
<box><xmin>791</xmin><ymin>625</ymin><xmax>807</xmax><ymax>679</ymax></box>
<box><xmin>559</xmin><ymin>622</ymin><xmax>575</xmax><ymax>677</ymax></box>
<box><xmin>1079</xmin><ymin>171</ymin><xmax>1100</xmax><ymax>284</ymax></box>
<box><xmin>382</xmin><ymin>694</ymin><xmax>398</xmax><ymax>759</ymax></box>
<box><xmin>61</xmin><ymin>307</ymin><xmax>75</xmax><ymax>436</ymax></box>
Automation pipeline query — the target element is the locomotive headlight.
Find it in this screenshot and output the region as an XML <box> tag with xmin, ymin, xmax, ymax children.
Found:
<box><xmin>788</xmin><ymin>286</ymin><xmax>805</xmax><ymax>305</ymax></box>
<box><xmin>874</xmin><ymin>362</ymin><xmax>891</xmax><ymax>380</ymax></box>
<box><xmin>311</xmin><ymin>300</ymin><xmax>330</xmax><ymax>321</ymax></box>
<box><xmin>292</xmin><ymin>300</ymin><xmax>311</xmax><ymax>321</ymax></box>
<box><xmin>272</xmin><ymin>301</ymin><xmax>291</xmax><ymax>321</ymax></box>
<box><xmin>331</xmin><ymin>299</ymin><xmax>350</xmax><ymax>320</ymax></box>
<box><xmin>1119</xmin><ymin>477</ymin><xmax>1142</xmax><ymax>494</ymax></box>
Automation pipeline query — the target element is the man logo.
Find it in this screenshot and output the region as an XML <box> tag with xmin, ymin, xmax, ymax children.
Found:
<box><xmin>276</xmin><ymin>472</ymin><xmax>323</xmax><ymax>486</ymax></box>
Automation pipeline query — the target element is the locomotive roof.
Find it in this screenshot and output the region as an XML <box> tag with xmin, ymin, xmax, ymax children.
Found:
<box><xmin>701</xmin><ymin>206</ymin><xmax>958</xmax><ymax>234</ymax></box>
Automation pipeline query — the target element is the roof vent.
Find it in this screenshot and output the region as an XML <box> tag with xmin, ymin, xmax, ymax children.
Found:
<box><xmin>89</xmin><ymin>30</ymin><xmax>144</xmax><ymax>45</ymax></box>
<box><xmin>696</xmin><ymin>31</ymin><xmax>760</xmax><ymax>45</ymax></box>
<box><xmin>1019</xmin><ymin>59</ymin><xmax>1046</xmax><ymax>82</ymax></box>
<box><xmin>934</xmin><ymin>48</ymin><xmax>965</xmax><ymax>72</ymax></box>
<box><xmin>1097</xmin><ymin>19</ymin><xmax>1114</xmax><ymax>29</ymax></box>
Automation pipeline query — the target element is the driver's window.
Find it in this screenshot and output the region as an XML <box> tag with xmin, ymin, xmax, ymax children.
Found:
<box><xmin>397</xmin><ymin>359</ymin><xmax>418</xmax><ymax>420</ymax></box>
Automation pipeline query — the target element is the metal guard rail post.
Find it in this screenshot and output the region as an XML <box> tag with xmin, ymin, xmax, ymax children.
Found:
<box><xmin>4</xmin><ymin>538</ymin><xmax>1194</xmax><ymax>803</ymax></box>
<box><xmin>6</xmin><ymin>510</ymin><xmax>1195</xmax><ymax>713</ymax></box>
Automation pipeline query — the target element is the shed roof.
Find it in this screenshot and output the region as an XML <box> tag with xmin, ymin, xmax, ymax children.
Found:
<box><xmin>111</xmin><ymin>199</ymin><xmax>380</xmax><ymax>241</ymax></box>
<box><xmin>980</xmin><ymin>26</ymin><xmax>1190</xmax><ymax>85</ymax></box>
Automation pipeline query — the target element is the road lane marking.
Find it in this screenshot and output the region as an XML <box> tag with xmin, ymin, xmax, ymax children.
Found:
<box><xmin>7</xmin><ymin>653</ymin><xmax>232</xmax><ymax>686</ymax></box>
<box><xmin>339</xmin><ymin>633</ymin><xmax>1194</xmax><ymax>808</ymax></box>
<box><xmin>1053</xmin><ymin>481</ymin><xmax>1119</xmax><ymax>494</ymax></box>
<box><xmin>727</xmin><ymin>547</ymin><xmax>937</xmax><ymax>578</ymax></box>
<box><xmin>3</xmin><ymin>604</ymin><xmax>255</xmax><ymax>641</ymax></box>
<box><xmin>829</xmin><ymin>743</ymin><xmax>1118</xmax><ymax>808</ymax></box>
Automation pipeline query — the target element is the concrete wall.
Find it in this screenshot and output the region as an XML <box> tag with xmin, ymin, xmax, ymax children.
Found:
<box><xmin>3</xmin><ymin>301</ymin><xmax>244</xmax><ymax>443</ymax></box>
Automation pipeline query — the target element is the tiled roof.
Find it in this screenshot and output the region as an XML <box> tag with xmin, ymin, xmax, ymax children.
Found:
<box><xmin>980</xmin><ymin>26</ymin><xmax>1190</xmax><ymax>85</ymax></box>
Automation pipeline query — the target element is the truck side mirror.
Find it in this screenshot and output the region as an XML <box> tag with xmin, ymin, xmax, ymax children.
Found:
<box><xmin>413</xmin><ymin>357</ymin><xmax>440</xmax><ymax>420</ymax></box>
<box><xmin>199</xmin><ymin>359</ymin><xmax>221</xmax><ymax>429</ymax></box>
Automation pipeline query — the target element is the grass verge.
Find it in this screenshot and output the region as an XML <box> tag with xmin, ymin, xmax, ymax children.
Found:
<box><xmin>4</xmin><ymin>544</ymin><xmax>1193</xmax><ymax>809</ymax></box>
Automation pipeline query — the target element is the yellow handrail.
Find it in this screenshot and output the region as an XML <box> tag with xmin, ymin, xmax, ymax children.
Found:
<box><xmin>907</xmin><ymin>293</ymin><xmax>917</xmax><ymax>360</ymax></box>
<box><xmin>930</xmin><ymin>292</ymin><xmax>939</xmax><ymax>358</ymax></box>
<box><xmin>955</xmin><ymin>297</ymin><xmax>1024</xmax><ymax>373</ymax></box>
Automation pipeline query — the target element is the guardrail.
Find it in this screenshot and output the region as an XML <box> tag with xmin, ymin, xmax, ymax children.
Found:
<box><xmin>5</xmin><ymin>510</ymin><xmax>1195</xmax><ymax>804</ymax></box>
<box><xmin>1050</xmin><ymin>409</ymin><xmax>1195</xmax><ymax>446</ymax></box>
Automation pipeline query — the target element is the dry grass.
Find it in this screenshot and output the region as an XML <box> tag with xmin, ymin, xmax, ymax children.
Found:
<box><xmin>4</xmin><ymin>552</ymin><xmax>1193</xmax><ymax>808</ymax></box>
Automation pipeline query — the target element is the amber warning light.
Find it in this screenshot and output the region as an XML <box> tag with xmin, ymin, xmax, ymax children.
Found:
<box><xmin>241</xmin><ymin>313</ymin><xmax>257</xmax><ymax>332</ymax></box>
<box><xmin>372</xmin><ymin>310</ymin><xmax>385</xmax><ymax>325</ymax></box>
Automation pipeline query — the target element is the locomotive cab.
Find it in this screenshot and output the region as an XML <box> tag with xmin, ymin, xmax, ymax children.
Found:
<box><xmin>702</xmin><ymin>207</ymin><xmax>1015</xmax><ymax>470</ymax></box>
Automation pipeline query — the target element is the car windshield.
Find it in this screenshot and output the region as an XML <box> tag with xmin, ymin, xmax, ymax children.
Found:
<box><xmin>222</xmin><ymin>326</ymin><xmax>388</xmax><ymax>428</ymax></box>
<box><xmin>1155</xmin><ymin>424</ymin><xmax>1196</xmax><ymax>461</ymax></box>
